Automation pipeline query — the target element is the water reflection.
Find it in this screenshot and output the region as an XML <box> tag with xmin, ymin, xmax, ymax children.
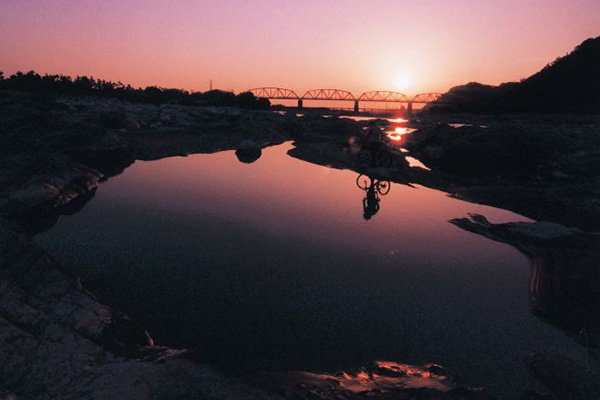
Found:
<box><xmin>356</xmin><ymin>174</ymin><xmax>391</xmax><ymax>220</ymax></box>
<box><xmin>451</xmin><ymin>214</ymin><xmax>600</xmax><ymax>398</ymax></box>
<box><xmin>251</xmin><ymin>361</ymin><xmax>485</xmax><ymax>399</ymax></box>
<box><xmin>386</xmin><ymin>127</ymin><xmax>409</xmax><ymax>142</ymax></box>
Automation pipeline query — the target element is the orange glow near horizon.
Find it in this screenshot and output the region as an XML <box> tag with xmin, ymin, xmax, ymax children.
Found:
<box><xmin>1</xmin><ymin>1</ymin><xmax>599</xmax><ymax>94</ymax></box>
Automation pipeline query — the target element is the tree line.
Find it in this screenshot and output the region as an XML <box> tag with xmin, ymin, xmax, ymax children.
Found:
<box><xmin>0</xmin><ymin>70</ymin><xmax>270</xmax><ymax>109</ymax></box>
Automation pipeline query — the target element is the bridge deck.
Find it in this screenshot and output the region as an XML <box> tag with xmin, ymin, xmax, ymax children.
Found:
<box><xmin>248</xmin><ymin>87</ymin><xmax>442</xmax><ymax>103</ymax></box>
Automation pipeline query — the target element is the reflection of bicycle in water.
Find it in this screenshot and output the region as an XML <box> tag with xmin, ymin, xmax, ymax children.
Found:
<box><xmin>356</xmin><ymin>174</ymin><xmax>391</xmax><ymax>220</ymax></box>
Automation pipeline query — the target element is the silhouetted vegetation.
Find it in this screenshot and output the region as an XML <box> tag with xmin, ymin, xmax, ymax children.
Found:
<box><xmin>0</xmin><ymin>71</ymin><xmax>270</xmax><ymax>109</ymax></box>
<box><xmin>429</xmin><ymin>36</ymin><xmax>600</xmax><ymax>113</ymax></box>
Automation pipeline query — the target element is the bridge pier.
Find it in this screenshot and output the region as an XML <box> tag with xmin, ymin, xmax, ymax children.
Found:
<box><xmin>407</xmin><ymin>102</ymin><xmax>413</xmax><ymax>117</ymax></box>
<box><xmin>297</xmin><ymin>99</ymin><xmax>303</xmax><ymax>109</ymax></box>
<box><xmin>354</xmin><ymin>100</ymin><xmax>359</xmax><ymax>113</ymax></box>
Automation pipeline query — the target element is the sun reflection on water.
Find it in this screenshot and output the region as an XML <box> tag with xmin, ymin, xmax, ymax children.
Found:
<box><xmin>386</xmin><ymin>127</ymin><xmax>409</xmax><ymax>141</ymax></box>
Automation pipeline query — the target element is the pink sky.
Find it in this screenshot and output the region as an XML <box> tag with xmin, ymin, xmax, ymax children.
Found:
<box><xmin>1</xmin><ymin>0</ymin><xmax>599</xmax><ymax>95</ymax></box>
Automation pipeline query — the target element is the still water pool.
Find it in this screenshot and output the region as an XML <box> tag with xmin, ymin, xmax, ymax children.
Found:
<box><xmin>36</xmin><ymin>142</ymin><xmax>584</xmax><ymax>396</ymax></box>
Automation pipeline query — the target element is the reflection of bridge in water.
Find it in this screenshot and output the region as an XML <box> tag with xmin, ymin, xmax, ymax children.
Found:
<box><xmin>247</xmin><ymin>87</ymin><xmax>443</xmax><ymax>113</ymax></box>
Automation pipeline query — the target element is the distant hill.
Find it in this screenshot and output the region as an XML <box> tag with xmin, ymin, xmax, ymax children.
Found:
<box><xmin>429</xmin><ymin>36</ymin><xmax>600</xmax><ymax>113</ymax></box>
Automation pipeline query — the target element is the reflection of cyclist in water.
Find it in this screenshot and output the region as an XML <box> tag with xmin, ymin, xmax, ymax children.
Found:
<box><xmin>356</xmin><ymin>174</ymin><xmax>391</xmax><ymax>221</ymax></box>
<box><xmin>363</xmin><ymin>178</ymin><xmax>380</xmax><ymax>220</ymax></box>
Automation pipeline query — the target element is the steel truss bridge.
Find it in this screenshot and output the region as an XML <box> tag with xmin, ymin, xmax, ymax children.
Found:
<box><xmin>247</xmin><ymin>87</ymin><xmax>443</xmax><ymax>112</ymax></box>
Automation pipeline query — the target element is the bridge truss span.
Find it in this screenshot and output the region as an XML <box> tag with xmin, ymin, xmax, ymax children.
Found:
<box><xmin>411</xmin><ymin>93</ymin><xmax>443</xmax><ymax>103</ymax></box>
<box><xmin>248</xmin><ymin>87</ymin><xmax>299</xmax><ymax>99</ymax></box>
<box><xmin>246</xmin><ymin>86</ymin><xmax>445</xmax><ymax>113</ymax></box>
<box><xmin>358</xmin><ymin>91</ymin><xmax>411</xmax><ymax>103</ymax></box>
<box><xmin>302</xmin><ymin>89</ymin><xmax>356</xmax><ymax>101</ymax></box>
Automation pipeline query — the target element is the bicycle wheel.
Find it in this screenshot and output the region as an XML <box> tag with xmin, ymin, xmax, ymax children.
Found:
<box><xmin>377</xmin><ymin>181</ymin><xmax>391</xmax><ymax>196</ymax></box>
<box><xmin>356</xmin><ymin>174</ymin><xmax>370</xmax><ymax>190</ymax></box>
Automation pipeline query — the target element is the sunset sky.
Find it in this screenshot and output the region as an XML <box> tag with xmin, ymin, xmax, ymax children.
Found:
<box><xmin>1</xmin><ymin>0</ymin><xmax>599</xmax><ymax>95</ymax></box>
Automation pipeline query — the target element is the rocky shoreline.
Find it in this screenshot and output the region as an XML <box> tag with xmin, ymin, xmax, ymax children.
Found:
<box><xmin>1</xmin><ymin>89</ymin><xmax>599</xmax><ymax>399</ymax></box>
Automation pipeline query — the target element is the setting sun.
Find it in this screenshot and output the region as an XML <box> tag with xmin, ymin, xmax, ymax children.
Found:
<box><xmin>393</xmin><ymin>75</ymin><xmax>411</xmax><ymax>92</ymax></box>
